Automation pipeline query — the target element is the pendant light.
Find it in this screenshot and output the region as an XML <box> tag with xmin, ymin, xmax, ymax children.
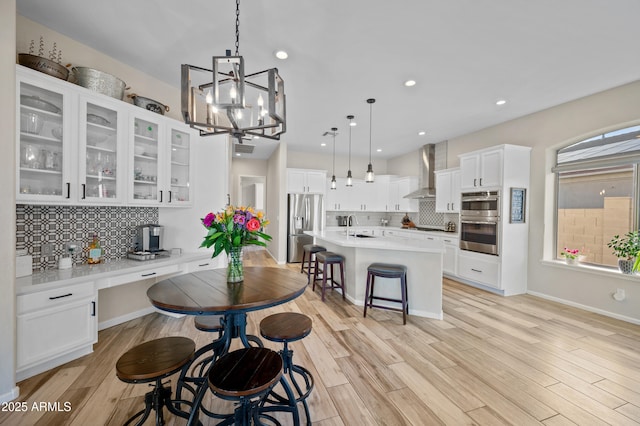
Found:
<box><xmin>330</xmin><ymin>127</ymin><xmax>338</xmax><ymax>190</ymax></box>
<box><xmin>181</xmin><ymin>0</ymin><xmax>286</xmax><ymax>143</ymax></box>
<box><xmin>365</xmin><ymin>98</ymin><xmax>375</xmax><ymax>183</ymax></box>
<box><xmin>346</xmin><ymin>115</ymin><xmax>355</xmax><ymax>187</ymax></box>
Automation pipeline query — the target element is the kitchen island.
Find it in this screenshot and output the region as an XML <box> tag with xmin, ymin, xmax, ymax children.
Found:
<box><xmin>306</xmin><ymin>229</ymin><xmax>444</xmax><ymax>320</ymax></box>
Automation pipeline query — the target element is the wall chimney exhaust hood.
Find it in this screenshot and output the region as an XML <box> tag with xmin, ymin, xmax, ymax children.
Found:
<box><xmin>403</xmin><ymin>144</ymin><xmax>436</xmax><ymax>199</ymax></box>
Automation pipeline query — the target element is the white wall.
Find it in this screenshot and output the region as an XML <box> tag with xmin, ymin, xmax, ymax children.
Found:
<box><xmin>266</xmin><ymin>143</ymin><xmax>287</xmax><ymax>263</ymax></box>
<box><xmin>0</xmin><ymin>0</ymin><xmax>18</xmax><ymax>403</ymax></box>
<box><xmin>444</xmin><ymin>80</ymin><xmax>640</xmax><ymax>323</ymax></box>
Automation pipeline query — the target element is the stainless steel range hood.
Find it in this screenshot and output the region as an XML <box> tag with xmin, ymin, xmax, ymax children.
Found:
<box><xmin>403</xmin><ymin>144</ymin><xmax>436</xmax><ymax>199</ymax></box>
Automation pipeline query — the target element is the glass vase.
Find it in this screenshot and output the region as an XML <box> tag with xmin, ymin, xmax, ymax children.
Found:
<box><xmin>227</xmin><ymin>246</ymin><xmax>244</xmax><ymax>283</ymax></box>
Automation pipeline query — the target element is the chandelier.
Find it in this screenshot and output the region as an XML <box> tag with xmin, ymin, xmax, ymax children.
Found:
<box><xmin>180</xmin><ymin>0</ymin><xmax>286</xmax><ymax>142</ymax></box>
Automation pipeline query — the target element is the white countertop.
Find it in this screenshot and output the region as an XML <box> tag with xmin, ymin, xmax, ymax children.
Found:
<box><xmin>16</xmin><ymin>252</ymin><xmax>212</xmax><ymax>295</ymax></box>
<box><xmin>307</xmin><ymin>230</ymin><xmax>445</xmax><ymax>253</ymax></box>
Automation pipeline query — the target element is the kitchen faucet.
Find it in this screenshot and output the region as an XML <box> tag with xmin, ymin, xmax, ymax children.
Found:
<box><xmin>346</xmin><ymin>214</ymin><xmax>358</xmax><ymax>237</ymax></box>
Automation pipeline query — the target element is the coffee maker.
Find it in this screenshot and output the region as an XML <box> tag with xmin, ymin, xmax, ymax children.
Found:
<box><xmin>135</xmin><ymin>224</ymin><xmax>164</xmax><ymax>252</ymax></box>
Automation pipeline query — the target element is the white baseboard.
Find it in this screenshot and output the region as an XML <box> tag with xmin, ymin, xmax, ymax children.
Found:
<box><xmin>98</xmin><ymin>306</ymin><xmax>155</xmax><ymax>331</ymax></box>
<box><xmin>0</xmin><ymin>386</ymin><xmax>19</xmax><ymax>403</ymax></box>
<box><xmin>527</xmin><ymin>290</ymin><xmax>640</xmax><ymax>325</ymax></box>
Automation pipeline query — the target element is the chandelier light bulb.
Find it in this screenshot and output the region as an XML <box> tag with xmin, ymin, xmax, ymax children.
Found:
<box><xmin>257</xmin><ymin>94</ymin><xmax>264</xmax><ymax>107</ymax></box>
<box><xmin>230</xmin><ymin>85</ymin><xmax>237</xmax><ymax>101</ymax></box>
<box><xmin>205</xmin><ymin>89</ymin><xmax>213</xmax><ymax>104</ymax></box>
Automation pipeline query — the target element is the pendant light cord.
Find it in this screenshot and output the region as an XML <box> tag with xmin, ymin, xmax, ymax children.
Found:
<box><xmin>235</xmin><ymin>0</ymin><xmax>241</xmax><ymax>56</ymax></box>
<box><xmin>348</xmin><ymin>120</ymin><xmax>352</xmax><ymax>170</ymax></box>
<box><xmin>368</xmin><ymin>101</ymin><xmax>373</xmax><ymax>163</ymax></box>
<box><xmin>332</xmin><ymin>127</ymin><xmax>337</xmax><ymax>175</ymax></box>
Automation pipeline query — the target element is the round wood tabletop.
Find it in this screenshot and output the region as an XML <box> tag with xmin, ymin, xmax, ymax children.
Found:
<box><xmin>147</xmin><ymin>267</ymin><xmax>308</xmax><ymax>315</ymax></box>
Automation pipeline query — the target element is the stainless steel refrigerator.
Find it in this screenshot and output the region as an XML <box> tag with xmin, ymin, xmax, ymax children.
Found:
<box><xmin>287</xmin><ymin>193</ymin><xmax>323</xmax><ymax>263</ymax></box>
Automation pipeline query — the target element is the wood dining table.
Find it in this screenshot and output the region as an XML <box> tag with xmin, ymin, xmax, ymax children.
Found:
<box><xmin>146</xmin><ymin>266</ymin><xmax>308</xmax><ymax>425</ymax></box>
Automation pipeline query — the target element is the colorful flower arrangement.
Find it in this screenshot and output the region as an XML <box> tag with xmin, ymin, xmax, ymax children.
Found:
<box><xmin>560</xmin><ymin>247</ymin><xmax>580</xmax><ymax>260</ymax></box>
<box><xmin>200</xmin><ymin>205</ymin><xmax>271</xmax><ymax>258</ymax></box>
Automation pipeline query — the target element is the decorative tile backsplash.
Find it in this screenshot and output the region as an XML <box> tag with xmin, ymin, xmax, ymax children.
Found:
<box><xmin>16</xmin><ymin>205</ymin><xmax>158</xmax><ymax>271</ymax></box>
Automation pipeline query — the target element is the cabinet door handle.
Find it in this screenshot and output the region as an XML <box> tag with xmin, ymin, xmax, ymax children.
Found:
<box><xmin>427</xmin><ymin>237</ymin><xmax>434</xmax><ymax>240</ymax></box>
<box><xmin>479</xmin><ymin>178</ymin><xmax>483</xmax><ymax>186</ymax></box>
<box><xmin>91</xmin><ymin>301</ymin><xmax>96</xmax><ymax>316</ymax></box>
<box><xmin>471</xmin><ymin>268</ymin><xmax>483</xmax><ymax>273</ymax></box>
<box><xmin>444</xmin><ymin>239</ymin><xmax>451</xmax><ymax>243</ymax></box>
<box><xmin>168</xmin><ymin>191</ymin><xmax>172</xmax><ymax>203</ymax></box>
<box><xmin>49</xmin><ymin>293</ymin><xmax>73</xmax><ymax>300</ymax></box>
<box><xmin>81</xmin><ymin>184</ymin><xmax>86</xmax><ymax>200</ymax></box>
<box><xmin>473</xmin><ymin>178</ymin><xmax>477</xmax><ymax>187</ymax></box>
<box><xmin>66</xmin><ymin>182</ymin><xmax>71</xmax><ymax>199</ymax></box>
<box><xmin>159</xmin><ymin>190</ymin><xmax>163</xmax><ymax>202</ymax></box>
<box><xmin>141</xmin><ymin>272</ymin><xmax>157</xmax><ymax>277</ymax></box>
<box><xmin>198</xmin><ymin>263</ymin><xmax>210</xmax><ymax>267</ymax></box>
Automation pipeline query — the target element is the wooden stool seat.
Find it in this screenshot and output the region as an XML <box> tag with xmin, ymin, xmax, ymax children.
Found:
<box><xmin>194</xmin><ymin>315</ymin><xmax>224</xmax><ymax>333</ymax></box>
<box><xmin>301</xmin><ymin>244</ymin><xmax>326</xmax><ymax>283</ymax></box>
<box><xmin>313</xmin><ymin>251</ymin><xmax>346</xmax><ymax>302</ymax></box>
<box><xmin>364</xmin><ymin>262</ymin><xmax>409</xmax><ymax>325</ymax></box>
<box><xmin>208</xmin><ymin>347</ymin><xmax>283</xmax><ymax>398</ymax></box>
<box><xmin>260</xmin><ymin>313</ymin><xmax>314</xmax><ymax>425</ymax></box>
<box><xmin>260</xmin><ymin>312</ymin><xmax>312</xmax><ymax>342</ymax></box>
<box><xmin>116</xmin><ymin>336</ymin><xmax>196</xmax><ymax>425</ymax></box>
<box><xmin>116</xmin><ymin>336</ymin><xmax>195</xmax><ymax>383</ymax></box>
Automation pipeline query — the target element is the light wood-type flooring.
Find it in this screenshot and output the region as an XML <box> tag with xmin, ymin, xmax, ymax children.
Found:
<box><xmin>3</xmin><ymin>249</ymin><xmax>640</xmax><ymax>425</ymax></box>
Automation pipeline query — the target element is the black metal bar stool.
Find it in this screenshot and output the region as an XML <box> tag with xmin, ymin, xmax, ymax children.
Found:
<box><xmin>363</xmin><ymin>263</ymin><xmax>409</xmax><ymax>324</ymax></box>
<box><xmin>312</xmin><ymin>251</ymin><xmax>346</xmax><ymax>302</ymax></box>
<box><xmin>260</xmin><ymin>312</ymin><xmax>314</xmax><ymax>425</ymax></box>
<box><xmin>116</xmin><ymin>336</ymin><xmax>196</xmax><ymax>426</ymax></box>
<box><xmin>300</xmin><ymin>244</ymin><xmax>326</xmax><ymax>283</ymax></box>
<box><xmin>207</xmin><ymin>347</ymin><xmax>300</xmax><ymax>425</ymax></box>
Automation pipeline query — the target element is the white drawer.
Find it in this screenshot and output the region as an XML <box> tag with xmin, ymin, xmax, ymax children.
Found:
<box><xmin>18</xmin><ymin>282</ymin><xmax>95</xmax><ymax>314</ymax></box>
<box><xmin>458</xmin><ymin>253</ymin><xmax>500</xmax><ymax>288</ymax></box>
<box><xmin>96</xmin><ymin>264</ymin><xmax>182</xmax><ymax>289</ymax></box>
<box><xmin>185</xmin><ymin>258</ymin><xmax>217</xmax><ymax>273</ymax></box>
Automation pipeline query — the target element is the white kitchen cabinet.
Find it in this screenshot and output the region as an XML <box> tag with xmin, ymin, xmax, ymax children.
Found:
<box><xmin>17</xmin><ymin>282</ymin><xmax>97</xmax><ymax>380</ymax></box>
<box><xmin>16</xmin><ymin>65</ymin><xmax>195</xmax><ymax>207</ymax></box>
<box><xmin>388</xmin><ymin>177</ymin><xmax>419</xmax><ymax>212</ymax></box>
<box><xmin>127</xmin><ymin>105</ymin><xmax>195</xmax><ymax>206</ymax></box>
<box><xmin>435</xmin><ymin>168</ymin><xmax>461</xmax><ymax>213</ymax></box>
<box><xmin>287</xmin><ymin>168</ymin><xmax>327</xmax><ymax>194</ymax></box>
<box><xmin>457</xmin><ymin>251</ymin><xmax>501</xmax><ymax>289</ymax></box>
<box><xmin>16</xmin><ymin>67</ymin><xmax>73</xmax><ymax>203</ymax></box>
<box><xmin>442</xmin><ymin>235</ymin><xmax>459</xmax><ymax>276</ymax></box>
<box><xmin>459</xmin><ymin>148</ymin><xmax>503</xmax><ymax>190</ymax></box>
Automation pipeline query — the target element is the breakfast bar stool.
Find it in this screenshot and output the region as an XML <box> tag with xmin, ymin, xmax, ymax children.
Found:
<box><xmin>116</xmin><ymin>336</ymin><xmax>196</xmax><ymax>426</ymax></box>
<box><xmin>260</xmin><ymin>312</ymin><xmax>314</xmax><ymax>425</ymax></box>
<box><xmin>300</xmin><ymin>244</ymin><xmax>326</xmax><ymax>283</ymax></box>
<box><xmin>313</xmin><ymin>251</ymin><xmax>346</xmax><ymax>302</ymax></box>
<box><xmin>363</xmin><ymin>263</ymin><xmax>409</xmax><ymax>324</ymax></box>
<box><xmin>207</xmin><ymin>347</ymin><xmax>300</xmax><ymax>425</ymax></box>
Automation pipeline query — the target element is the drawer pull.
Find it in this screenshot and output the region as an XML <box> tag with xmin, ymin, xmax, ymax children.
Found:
<box><xmin>91</xmin><ymin>301</ymin><xmax>96</xmax><ymax>316</ymax></box>
<box><xmin>141</xmin><ymin>272</ymin><xmax>157</xmax><ymax>277</ymax></box>
<box><xmin>49</xmin><ymin>293</ymin><xmax>73</xmax><ymax>300</ymax></box>
<box><xmin>471</xmin><ymin>268</ymin><xmax>483</xmax><ymax>273</ymax></box>
<box><xmin>198</xmin><ymin>263</ymin><xmax>210</xmax><ymax>267</ymax></box>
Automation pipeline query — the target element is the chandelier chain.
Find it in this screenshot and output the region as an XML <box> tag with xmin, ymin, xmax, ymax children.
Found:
<box><xmin>235</xmin><ymin>0</ymin><xmax>241</xmax><ymax>55</ymax></box>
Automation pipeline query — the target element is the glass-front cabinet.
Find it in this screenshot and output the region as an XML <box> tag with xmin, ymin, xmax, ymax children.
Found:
<box><xmin>168</xmin><ymin>127</ymin><xmax>192</xmax><ymax>204</ymax></box>
<box><xmin>78</xmin><ymin>97</ymin><xmax>125</xmax><ymax>203</ymax></box>
<box><xmin>16</xmin><ymin>65</ymin><xmax>195</xmax><ymax>207</ymax></box>
<box><xmin>130</xmin><ymin>114</ymin><xmax>163</xmax><ymax>204</ymax></box>
<box><xmin>17</xmin><ymin>77</ymin><xmax>71</xmax><ymax>203</ymax></box>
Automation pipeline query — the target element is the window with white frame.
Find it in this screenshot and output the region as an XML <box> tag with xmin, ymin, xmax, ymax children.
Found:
<box><xmin>554</xmin><ymin>125</ymin><xmax>639</xmax><ymax>267</ymax></box>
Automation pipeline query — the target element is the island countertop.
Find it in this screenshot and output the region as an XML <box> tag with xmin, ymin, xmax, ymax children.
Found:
<box><xmin>305</xmin><ymin>230</ymin><xmax>445</xmax><ymax>253</ymax></box>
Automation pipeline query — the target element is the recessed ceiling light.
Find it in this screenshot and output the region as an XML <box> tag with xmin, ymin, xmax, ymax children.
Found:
<box><xmin>418</xmin><ymin>131</ymin><xmax>426</xmax><ymax>136</ymax></box>
<box><xmin>349</xmin><ymin>121</ymin><xmax>357</xmax><ymax>127</ymax></box>
<box><xmin>235</xmin><ymin>153</ymin><xmax>241</xmax><ymax>156</ymax></box>
<box><xmin>496</xmin><ymin>99</ymin><xmax>507</xmax><ymax>106</ymax></box>
<box><xmin>404</xmin><ymin>80</ymin><xmax>416</xmax><ymax>87</ymax></box>
<box><xmin>253</xmin><ymin>135</ymin><xmax>260</xmax><ymax>139</ymax></box>
<box><xmin>376</xmin><ymin>148</ymin><xmax>382</xmax><ymax>152</ymax></box>
<box><xmin>274</xmin><ymin>50</ymin><xmax>288</xmax><ymax>60</ymax></box>
<box><xmin>321</xmin><ymin>143</ymin><xmax>326</xmax><ymax>147</ymax></box>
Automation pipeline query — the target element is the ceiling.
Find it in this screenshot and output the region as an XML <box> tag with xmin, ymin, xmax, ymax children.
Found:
<box><xmin>17</xmin><ymin>0</ymin><xmax>640</xmax><ymax>160</ymax></box>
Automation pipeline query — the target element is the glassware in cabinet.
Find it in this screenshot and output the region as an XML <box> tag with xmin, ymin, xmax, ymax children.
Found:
<box><xmin>169</xmin><ymin>128</ymin><xmax>191</xmax><ymax>204</ymax></box>
<box><xmin>80</xmin><ymin>100</ymin><xmax>121</xmax><ymax>202</ymax></box>
<box><xmin>17</xmin><ymin>80</ymin><xmax>69</xmax><ymax>201</ymax></box>
<box><xmin>132</xmin><ymin>117</ymin><xmax>161</xmax><ymax>202</ymax></box>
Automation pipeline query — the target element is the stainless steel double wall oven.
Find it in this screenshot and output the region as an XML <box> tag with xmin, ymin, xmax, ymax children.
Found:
<box><xmin>459</xmin><ymin>191</ymin><xmax>500</xmax><ymax>255</ymax></box>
